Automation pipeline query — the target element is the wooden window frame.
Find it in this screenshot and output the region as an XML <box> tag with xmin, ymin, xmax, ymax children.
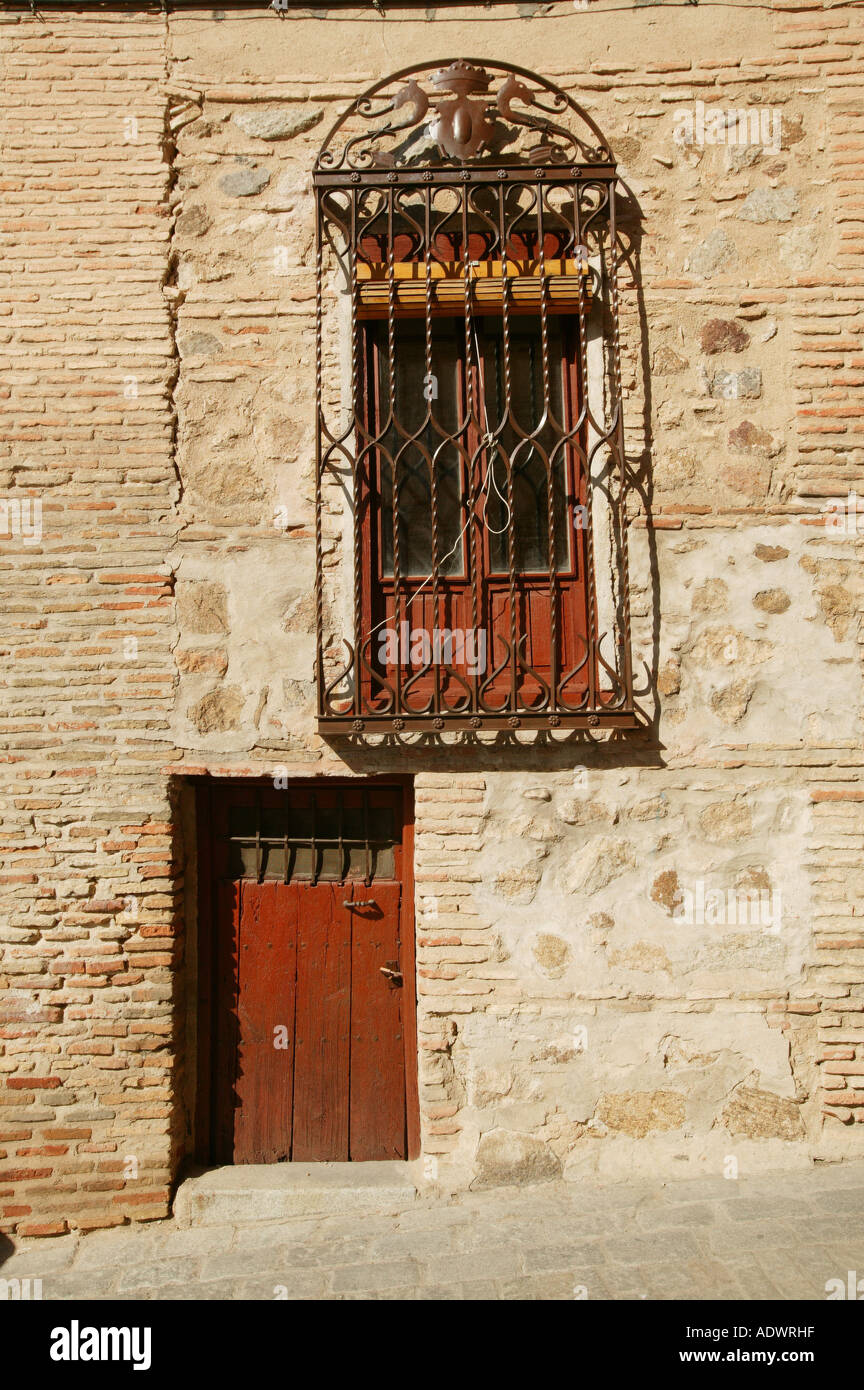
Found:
<box><xmin>356</xmin><ymin>307</ymin><xmax>592</xmax><ymax>714</ymax></box>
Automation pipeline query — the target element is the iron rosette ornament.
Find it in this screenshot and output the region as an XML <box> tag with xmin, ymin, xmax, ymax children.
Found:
<box><xmin>315</xmin><ymin>60</ymin><xmax>614</xmax><ymax>173</ymax></box>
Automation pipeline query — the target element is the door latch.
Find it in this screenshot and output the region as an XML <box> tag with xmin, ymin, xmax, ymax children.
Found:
<box><xmin>380</xmin><ymin>961</ymin><xmax>403</xmax><ymax>986</ymax></box>
<box><xmin>343</xmin><ymin>899</ymin><xmax>376</xmax><ymax>909</ymax></box>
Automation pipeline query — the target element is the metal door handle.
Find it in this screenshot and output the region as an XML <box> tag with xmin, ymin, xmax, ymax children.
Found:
<box><xmin>343</xmin><ymin>899</ymin><xmax>376</xmax><ymax>908</ymax></box>
<box><xmin>380</xmin><ymin>963</ymin><xmax>402</xmax><ymax>985</ymax></box>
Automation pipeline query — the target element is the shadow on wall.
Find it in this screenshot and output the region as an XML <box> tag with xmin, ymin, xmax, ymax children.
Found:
<box><xmin>615</xmin><ymin>180</ymin><xmax>660</xmax><ymax>740</ymax></box>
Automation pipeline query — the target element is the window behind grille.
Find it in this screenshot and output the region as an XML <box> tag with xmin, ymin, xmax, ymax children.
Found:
<box><xmin>314</xmin><ymin>61</ymin><xmax>638</xmax><ymax>733</ymax></box>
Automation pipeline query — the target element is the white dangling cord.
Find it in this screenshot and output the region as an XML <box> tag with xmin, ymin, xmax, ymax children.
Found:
<box><xmin>482</xmin><ymin>431</ymin><xmax>512</xmax><ymax>536</ymax></box>
<box><xmin>470</xmin><ymin>318</ymin><xmax>512</xmax><ymax>536</ymax></box>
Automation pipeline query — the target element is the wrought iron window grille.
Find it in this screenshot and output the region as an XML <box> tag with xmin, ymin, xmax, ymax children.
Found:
<box><xmin>314</xmin><ymin>60</ymin><xmax>638</xmax><ymax>735</ymax></box>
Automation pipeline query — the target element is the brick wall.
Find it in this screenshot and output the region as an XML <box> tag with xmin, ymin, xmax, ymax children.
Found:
<box><xmin>1</xmin><ymin>2</ymin><xmax>863</xmax><ymax>1232</ymax></box>
<box><xmin>0</xmin><ymin>14</ymin><xmax>179</xmax><ymax>1235</ymax></box>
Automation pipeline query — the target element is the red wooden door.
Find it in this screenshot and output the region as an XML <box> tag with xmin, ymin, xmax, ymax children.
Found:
<box><xmin>207</xmin><ymin>787</ymin><xmax>411</xmax><ymax>1164</ymax></box>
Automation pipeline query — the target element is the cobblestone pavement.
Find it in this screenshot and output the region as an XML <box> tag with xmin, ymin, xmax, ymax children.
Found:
<box><xmin>4</xmin><ymin>1161</ymin><xmax>864</xmax><ymax>1301</ymax></box>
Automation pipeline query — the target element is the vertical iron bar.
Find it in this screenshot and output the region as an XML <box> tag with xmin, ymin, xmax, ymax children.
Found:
<box><xmin>462</xmin><ymin>181</ymin><xmax>480</xmax><ymax>715</ymax></box>
<box><xmin>338</xmin><ymin>786</ymin><xmax>345</xmax><ymax>883</ymax></box>
<box><xmin>363</xmin><ymin>787</ymin><xmax>372</xmax><ymax>887</ymax></box>
<box><xmin>425</xmin><ymin>185</ymin><xmax>442</xmax><ymax>716</ymax></box>
<box><xmin>608</xmin><ymin>180</ymin><xmax>633</xmax><ymax>709</ymax></box>
<box><xmin>537</xmin><ymin>182</ymin><xmax>557</xmax><ymax>717</ymax></box>
<box><xmin>387</xmin><ymin>187</ymin><xmax>403</xmax><ymax>717</ymax></box>
<box><xmin>283</xmin><ymin>790</ymin><xmax>289</xmax><ymax>885</ymax></box>
<box><xmin>310</xmin><ymin>792</ymin><xmax>318</xmax><ymax>887</ymax></box>
<box><xmin>577</xmin><ymin>182</ymin><xmax>597</xmax><ymax>713</ymax></box>
<box><xmin>350</xmin><ymin>189</ymin><xmax>363</xmax><ymax>716</ymax></box>
<box><xmin>497</xmin><ymin>182</ymin><xmax>519</xmax><ymax>715</ymax></box>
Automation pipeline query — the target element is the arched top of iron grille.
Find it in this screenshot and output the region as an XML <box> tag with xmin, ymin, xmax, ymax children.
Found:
<box><xmin>314</xmin><ymin>59</ymin><xmax>615</xmax><ymax>176</ymax></box>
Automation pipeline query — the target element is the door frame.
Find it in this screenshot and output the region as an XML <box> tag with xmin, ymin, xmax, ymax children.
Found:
<box><xmin>192</xmin><ymin>774</ymin><xmax>419</xmax><ymax>1165</ymax></box>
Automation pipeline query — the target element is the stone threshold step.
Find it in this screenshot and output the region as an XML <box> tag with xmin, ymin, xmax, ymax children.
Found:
<box><xmin>174</xmin><ymin>1161</ymin><xmax>420</xmax><ymax>1227</ymax></box>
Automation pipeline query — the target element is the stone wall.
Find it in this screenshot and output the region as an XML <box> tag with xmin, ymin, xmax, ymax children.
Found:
<box><xmin>1</xmin><ymin>2</ymin><xmax>863</xmax><ymax>1234</ymax></box>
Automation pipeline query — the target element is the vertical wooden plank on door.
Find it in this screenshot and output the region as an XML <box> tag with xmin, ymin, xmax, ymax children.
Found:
<box><xmin>195</xmin><ymin>783</ymin><xmax>213</xmax><ymax>1165</ymax></box>
<box><xmin>349</xmin><ymin>880</ymin><xmax>407</xmax><ymax>1160</ymax></box>
<box><xmin>213</xmin><ymin>876</ymin><xmax>241</xmax><ymax>1165</ymax></box>
<box><xmin>526</xmin><ymin>590</ymin><xmax>548</xmax><ymax>672</ymax></box>
<box><xmin>233</xmin><ymin>880</ymin><xmax>299</xmax><ymax>1165</ymax></box>
<box><xmin>399</xmin><ymin>786</ymin><xmax>421</xmax><ymax>1161</ymax></box>
<box><xmin>293</xmin><ymin>882</ymin><xmax>351</xmax><ymax>1161</ymax></box>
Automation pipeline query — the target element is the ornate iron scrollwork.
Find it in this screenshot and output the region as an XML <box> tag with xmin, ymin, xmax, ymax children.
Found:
<box><xmin>315</xmin><ymin>59</ymin><xmax>614</xmax><ymax>173</ymax></box>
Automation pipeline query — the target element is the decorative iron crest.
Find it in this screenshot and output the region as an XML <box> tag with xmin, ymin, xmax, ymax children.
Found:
<box><xmin>315</xmin><ymin>59</ymin><xmax>614</xmax><ymax>172</ymax></box>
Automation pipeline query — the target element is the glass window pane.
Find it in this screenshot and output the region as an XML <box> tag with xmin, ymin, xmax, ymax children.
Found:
<box><xmin>229</xmin><ymin>806</ymin><xmax>257</xmax><ymax>838</ymax></box>
<box><xmin>315</xmin><ymin>806</ymin><xmax>340</xmax><ymax>841</ymax></box>
<box><xmin>367</xmin><ymin>807</ymin><xmax>394</xmax><ymax>841</ymax></box>
<box><xmin>260</xmin><ymin>808</ymin><xmax>288</xmax><ymax>839</ymax></box>
<box><xmin>377</xmin><ymin>320</ymin><xmax>466</xmax><ymax>578</ymax></box>
<box><xmin>342</xmin><ymin>806</ymin><xmax>366</xmax><ymax>841</ymax></box>
<box><xmin>288</xmin><ymin>808</ymin><xmax>313</xmax><ymax>842</ymax></box>
<box><xmin>483</xmin><ymin>320</ymin><xmax>571</xmax><ymax>573</ymax></box>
